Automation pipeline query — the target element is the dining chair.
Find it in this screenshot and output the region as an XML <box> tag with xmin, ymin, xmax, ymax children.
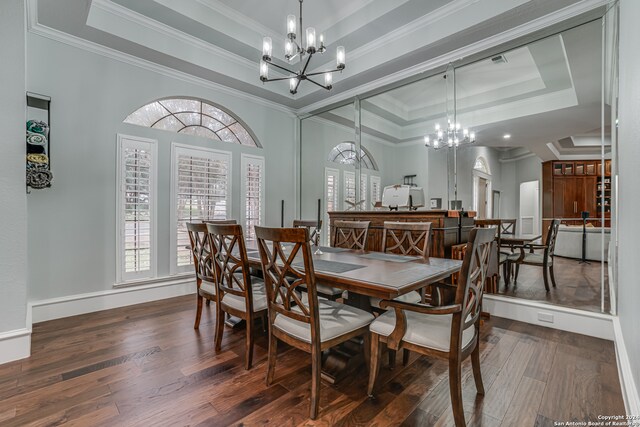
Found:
<box><xmin>255</xmin><ymin>226</ymin><xmax>375</xmax><ymax>420</ymax></box>
<box><xmin>474</xmin><ymin>219</ymin><xmax>506</xmax><ymax>289</ymax></box>
<box><xmin>293</xmin><ymin>219</ymin><xmax>322</xmax><ymax>246</ymax></box>
<box><xmin>371</xmin><ymin>221</ymin><xmax>432</xmax><ymax>309</ymax></box>
<box><xmin>202</xmin><ymin>219</ymin><xmax>237</xmax><ymax>224</ymax></box>
<box><xmin>207</xmin><ymin>223</ymin><xmax>267</xmax><ymax>370</ymax></box>
<box><xmin>187</xmin><ymin>223</ymin><xmax>219</xmax><ymax>331</ymax></box>
<box><xmin>332</xmin><ymin>220</ymin><xmax>370</xmax><ymax>250</ymax></box>
<box><xmin>367</xmin><ymin>227</ymin><xmax>495</xmax><ymax>427</ymax></box>
<box><xmin>507</xmin><ymin>219</ymin><xmax>561</xmax><ymax>292</ymax></box>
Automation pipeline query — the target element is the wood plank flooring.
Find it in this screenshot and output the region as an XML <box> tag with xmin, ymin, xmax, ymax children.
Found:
<box><xmin>0</xmin><ymin>295</ymin><xmax>624</xmax><ymax>426</ymax></box>
<box><xmin>497</xmin><ymin>256</ymin><xmax>610</xmax><ymax>313</ymax></box>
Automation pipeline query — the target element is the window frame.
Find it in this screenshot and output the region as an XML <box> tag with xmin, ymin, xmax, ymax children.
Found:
<box><xmin>170</xmin><ymin>142</ymin><xmax>233</xmax><ymax>275</ymax></box>
<box><xmin>115</xmin><ymin>134</ymin><xmax>158</xmax><ymax>284</ymax></box>
<box><xmin>324</xmin><ymin>167</ymin><xmax>340</xmax><ymax>245</ymax></box>
<box><xmin>241</xmin><ymin>153</ymin><xmax>266</xmax><ymax>240</ymax></box>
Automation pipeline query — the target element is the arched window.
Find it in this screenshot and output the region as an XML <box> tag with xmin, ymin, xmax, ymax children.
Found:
<box><xmin>124</xmin><ymin>97</ymin><xmax>260</xmax><ymax>147</ymax></box>
<box><xmin>328</xmin><ymin>142</ymin><xmax>378</xmax><ymax>171</ymax></box>
<box><xmin>473</xmin><ymin>156</ymin><xmax>490</xmax><ymax>174</ymax></box>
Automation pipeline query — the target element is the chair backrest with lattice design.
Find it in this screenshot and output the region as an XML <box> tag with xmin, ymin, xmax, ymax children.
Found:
<box><xmin>202</xmin><ymin>219</ymin><xmax>237</xmax><ymax>224</ymax></box>
<box><xmin>500</xmin><ymin>219</ymin><xmax>516</xmax><ymax>236</ymax></box>
<box><xmin>187</xmin><ymin>223</ymin><xmax>216</xmax><ymax>288</ymax></box>
<box><xmin>452</xmin><ymin>227</ymin><xmax>495</xmax><ymax>348</ymax></box>
<box><xmin>293</xmin><ymin>219</ymin><xmax>322</xmax><ymax>246</ymax></box>
<box><xmin>333</xmin><ymin>220</ymin><xmax>370</xmax><ymax>250</ymax></box>
<box><xmin>381</xmin><ymin>221</ymin><xmax>431</xmax><ymax>258</ymax></box>
<box><xmin>255</xmin><ymin>226</ymin><xmax>321</xmax><ymax>345</ymax></box>
<box><xmin>545</xmin><ymin>219</ymin><xmax>561</xmax><ymax>259</ymax></box>
<box><xmin>206</xmin><ymin>223</ymin><xmax>255</xmax><ymax>312</ymax></box>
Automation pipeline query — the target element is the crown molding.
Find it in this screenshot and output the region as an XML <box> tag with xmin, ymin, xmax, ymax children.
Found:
<box><xmin>305</xmin><ymin>115</ymin><xmax>397</xmax><ymax>147</ymax></box>
<box><xmin>498</xmin><ymin>152</ymin><xmax>537</xmax><ymax>163</ymax></box>
<box><xmin>299</xmin><ymin>0</ymin><xmax>612</xmax><ymax>114</ymax></box>
<box><xmin>26</xmin><ymin>19</ymin><xmax>297</xmax><ymax>116</ymax></box>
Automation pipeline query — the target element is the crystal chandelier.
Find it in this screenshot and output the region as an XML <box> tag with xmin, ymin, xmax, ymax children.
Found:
<box><xmin>259</xmin><ymin>0</ymin><xmax>346</xmax><ymax>95</ymax></box>
<box><xmin>423</xmin><ymin>64</ymin><xmax>476</xmax><ymax>149</ymax></box>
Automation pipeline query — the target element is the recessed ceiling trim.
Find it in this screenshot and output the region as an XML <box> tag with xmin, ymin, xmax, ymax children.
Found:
<box><xmin>299</xmin><ymin>0</ymin><xmax>611</xmax><ymax>114</ymax></box>
<box><xmin>26</xmin><ymin>10</ymin><xmax>296</xmax><ymax>115</ymax></box>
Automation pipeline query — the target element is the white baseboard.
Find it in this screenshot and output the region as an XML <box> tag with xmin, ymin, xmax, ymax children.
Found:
<box><xmin>483</xmin><ymin>294</ymin><xmax>614</xmax><ymax>340</ymax></box>
<box><xmin>0</xmin><ymin>328</ymin><xmax>32</xmax><ymax>364</ymax></box>
<box><xmin>613</xmin><ymin>317</ymin><xmax>640</xmax><ymax>416</ymax></box>
<box><xmin>30</xmin><ymin>277</ymin><xmax>196</xmax><ymax>323</ymax></box>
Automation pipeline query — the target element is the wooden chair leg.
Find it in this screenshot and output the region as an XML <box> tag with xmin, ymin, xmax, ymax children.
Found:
<box><xmin>206</xmin><ymin>299</ymin><xmax>211</xmax><ymax>307</ymax></box>
<box><xmin>402</xmin><ymin>348</ymin><xmax>410</xmax><ymax>366</ymax></box>
<box><xmin>388</xmin><ymin>349</ymin><xmax>396</xmax><ymax>370</ymax></box>
<box><xmin>367</xmin><ymin>334</ymin><xmax>382</xmax><ymax>397</ymax></box>
<box><xmin>266</xmin><ymin>332</ymin><xmax>278</xmax><ymax>386</ymax></box>
<box><xmin>448</xmin><ymin>358</ymin><xmax>466</xmax><ymax>427</ymax></box>
<box><xmin>363</xmin><ymin>332</ymin><xmax>371</xmax><ymax>372</ymax></box>
<box><xmin>310</xmin><ymin>344</ymin><xmax>322</xmax><ymax>420</ymax></box>
<box><xmin>514</xmin><ymin>263</ymin><xmax>520</xmax><ymax>282</ymax></box>
<box><xmin>214</xmin><ymin>308</ymin><xmax>225</xmax><ymax>351</ymax></box>
<box><xmin>245</xmin><ymin>315</ymin><xmax>254</xmax><ymax>370</ymax></box>
<box><xmin>471</xmin><ymin>338</ymin><xmax>484</xmax><ymax>395</ymax></box>
<box><xmin>194</xmin><ymin>294</ymin><xmax>203</xmax><ymax>329</ymax></box>
<box><xmin>542</xmin><ymin>263</ymin><xmax>550</xmax><ymax>292</ymax></box>
<box><xmin>549</xmin><ymin>265</ymin><xmax>558</xmax><ymax>288</ymax></box>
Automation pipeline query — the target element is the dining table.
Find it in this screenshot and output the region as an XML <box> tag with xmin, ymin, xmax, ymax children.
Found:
<box><xmin>242</xmin><ymin>242</ymin><xmax>463</xmax><ymax>382</ymax></box>
<box><xmin>499</xmin><ymin>233</ymin><xmax>542</xmax><ymax>285</ymax></box>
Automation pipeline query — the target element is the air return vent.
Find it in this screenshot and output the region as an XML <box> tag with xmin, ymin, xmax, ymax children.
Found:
<box><xmin>491</xmin><ymin>54</ymin><xmax>508</xmax><ymax>64</ymax></box>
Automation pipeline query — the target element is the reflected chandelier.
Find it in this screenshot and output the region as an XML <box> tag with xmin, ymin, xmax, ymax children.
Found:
<box><xmin>423</xmin><ymin>64</ymin><xmax>477</xmax><ymax>149</ymax></box>
<box><xmin>259</xmin><ymin>0</ymin><xmax>346</xmax><ymax>95</ymax></box>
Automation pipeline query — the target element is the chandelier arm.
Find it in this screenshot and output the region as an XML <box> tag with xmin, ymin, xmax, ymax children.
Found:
<box><xmin>265</xmin><ymin>61</ymin><xmax>297</xmax><ymax>75</ymax></box>
<box><xmin>299</xmin><ymin>53</ymin><xmax>313</xmax><ymax>76</ymax></box>
<box><xmin>306</xmin><ymin>76</ymin><xmax>330</xmax><ymax>90</ymax></box>
<box><xmin>261</xmin><ymin>76</ymin><xmax>294</xmax><ymax>83</ymax></box>
<box><xmin>305</xmin><ymin>68</ymin><xmax>342</xmax><ymax>77</ymax></box>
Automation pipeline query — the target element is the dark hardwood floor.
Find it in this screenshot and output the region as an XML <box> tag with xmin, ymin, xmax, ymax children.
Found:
<box><xmin>497</xmin><ymin>256</ymin><xmax>610</xmax><ymax>313</ymax></box>
<box><xmin>0</xmin><ymin>295</ymin><xmax>624</xmax><ymax>426</ymax></box>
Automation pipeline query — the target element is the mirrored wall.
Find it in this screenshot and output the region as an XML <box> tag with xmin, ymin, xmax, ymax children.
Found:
<box><xmin>299</xmin><ymin>5</ymin><xmax>619</xmax><ymax>314</ymax></box>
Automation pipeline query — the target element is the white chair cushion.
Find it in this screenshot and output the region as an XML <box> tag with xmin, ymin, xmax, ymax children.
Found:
<box><xmin>199</xmin><ymin>282</ymin><xmax>216</xmax><ymax>296</ymax></box>
<box><xmin>507</xmin><ymin>252</ymin><xmax>549</xmax><ymax>265</ymax></box>
<box><xmin>370</xmin><ymin>291</ymin><xmax>422</xmax><ymax>309</ymax></box>
<box><xmin>299</xmin><ymin>282</ymin><xmax>343</xmax><ymax>296</ymax></box>
<box><xmin>274</xmin><ymin>299</ymin><xmax>374</xmax><ymax>343</ymax></box>
<box><xmin>221</xmin><ymin>279</ymin><xmax>267</xmax><ymax>312</ymax></box>
<box><xmin>370</xmin><ymin>309</ymin><xmax>474</xmax><ymax>352</ymax></box>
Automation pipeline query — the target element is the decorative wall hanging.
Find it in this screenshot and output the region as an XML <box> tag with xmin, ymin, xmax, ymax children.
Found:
<box><xmin>26</xmin><ymin>93</ymin><xmax>52</xmax><ymax>191</ymax></box>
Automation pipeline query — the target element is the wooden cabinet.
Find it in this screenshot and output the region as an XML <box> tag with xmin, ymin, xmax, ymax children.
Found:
<box><xmin>542</xmin><ymin>160</ymin><xmax>610</xmax><ymax>230</ymax></box>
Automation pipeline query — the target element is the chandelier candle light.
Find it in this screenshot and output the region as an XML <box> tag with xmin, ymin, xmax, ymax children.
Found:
<box><xmin>259</xmin><ymin>0</ymin><xmax>346</xmax><ymax>95</ymax></box>
<box><xmin>423</xmin><ymin>64</ymin><xmax>476</xmax><ymax>149</ymax></box>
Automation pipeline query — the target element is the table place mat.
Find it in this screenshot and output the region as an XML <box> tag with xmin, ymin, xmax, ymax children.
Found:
<box><xmin>315</xmin><ymin>246</ymin><xmax>349</xmax><ymax>253</ymax></box>
<box><xmin>294</xmin><ymin>259</ymin><xmax>366</xmax><ymax>274</ymax></box>
<box><xmin>358</xmin><ymin>252</ymin><xmax>421</xmax><ymax>263</ymax></box>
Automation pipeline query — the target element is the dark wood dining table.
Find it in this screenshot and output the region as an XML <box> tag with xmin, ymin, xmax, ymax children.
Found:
<box><xmin>242</xmin><ymin>242</ymin><xmax>463</xmax><ymax>382</ymax></box>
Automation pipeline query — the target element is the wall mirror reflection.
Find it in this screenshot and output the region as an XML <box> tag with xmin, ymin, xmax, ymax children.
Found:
<box><xmin>299</xmin><ymin>12</ymin><xmax>618</xmax><ymax>315</ymax></box>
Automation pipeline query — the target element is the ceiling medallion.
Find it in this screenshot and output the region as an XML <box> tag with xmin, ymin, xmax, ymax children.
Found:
<box><xmin>259</xmin><ymin>0</ymin><xmax>346</xmax><ymax>95</ymax></box>
<box><xmin>424</xmin><ymin>64</ymin><xmax>477</xmax><ymax>149</ymax></box>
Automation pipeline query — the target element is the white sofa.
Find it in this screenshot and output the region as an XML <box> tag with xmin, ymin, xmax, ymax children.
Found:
<box><xmin>554</xmin><ymin>225</ymin><xmax>610</xmax><ymax>262</ymax></box>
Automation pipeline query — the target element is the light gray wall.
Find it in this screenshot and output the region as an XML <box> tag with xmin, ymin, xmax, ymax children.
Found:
<box><xmin>617</xmin><ymin>0</ymin><xmax>640</xmax><ymax>405</ymax></box>
<box><xmin>26</xmin><ymin>33</ymin><xmax>297</xmax><ymax>301</ymax></box>
<box><xmin>0</xmin><ymin>0</ymin><xmax>28</xmax><ymax>333</ymax></box>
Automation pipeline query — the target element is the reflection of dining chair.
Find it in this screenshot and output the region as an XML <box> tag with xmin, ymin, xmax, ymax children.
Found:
<box><xmin>474</xmin><ymin>220</ymin><xmax>503</xmax><ymax>291</ymax></box>
<box><xmin>367</xmin><ymin>227</ymin><xmax>495</xmax><ymax>427</ymax></box>
<box><xmin>293</xmin><ymin>219</ymin><xmax>322</xmax><ymax>246</ymax></box>
<box><xmin>508</xmin><ymin>219</ymin><xmax>561</xmax><ymax>292</ymax></box>
<box><xmin>372</xmin><ymin>222</ymin><xmax>432</xmax><ymax>309</ymax></box>
<box><xmin>333</xmin><ymin>220</ymin><xmax>370</xmax><ymax>250</ymax></box>
<box><xmin>187</xmin><ymin>223</ymin><xmax>219</xmax><ymax>330</ymax></box>
<box><xmin>207</xmin><ymin>223</ymin><xmax>267</xmax><ymax>370</ymax></box>
<box><xmin>255</xmin><ymin>226</ymin><xmax>374</xmax><ymax>420</ymax></box>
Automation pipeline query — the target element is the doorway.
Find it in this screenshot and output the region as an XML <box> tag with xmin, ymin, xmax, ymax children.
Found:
<box><xmin>519</xmin><ymin>180</ymin><xmax>540</xmax><ymax>235</ymax></box>
<box><xmin>478</xmin><ymin>177</ymin><xmax>488</xmax><ymax>219</ymax></box>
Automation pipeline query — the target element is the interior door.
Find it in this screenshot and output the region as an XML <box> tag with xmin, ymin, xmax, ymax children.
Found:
<box><xmin>520</xmin><ymin>180</ymin><xmax>540</xmax><ymax>235</ymax></box>
<box><xmin>478</xmin><ymin>177</ymin><xmax>487</xmax><ymax>219</ymax></box>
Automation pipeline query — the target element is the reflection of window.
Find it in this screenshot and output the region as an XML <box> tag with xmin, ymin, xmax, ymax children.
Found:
<box><xmin>360</xmin><ymin>173</ymin><xmax>368</xmax><ymax>209</ymax></box>
<box><xmin>344</xmin><ymin>171</ymin><xmax>356</xmax><ymax>210</ymax></box>
<box><xmin>370</xmin><ymin>176</ymin><xmax>381</xmax><ymax>206</ymax></box>
<box><xmin>117</xmin><ymin>135</ymin><xmax>157</xmax><ymax>282</ymax></box>
<box><xmin>171</xmin><ymin>144</ymin><xmax>231</xmax><ymax>273</ymax></box>
<box><xmin>328</xmin><ymin>142</ymin><xmax>378</xmax><ymax>171</ymax></box>
<box><xmin>242</xmin><ymin>154</ymin><xmax>265</xmax><ymax>240</ymax></box>
<box><xmin>124</xmin><ymin>98</ymin><xmax>259</xmax><ymax>147</ymax></box>
<box><xmin>325</xmin><ymin>168</ymin><xmax>339</xmax><ymax>245</ymax></box>
<box><xmin>474</xmin><ymin>157</ymin><xmax>489</xmax><ymax>174</ymax></box>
